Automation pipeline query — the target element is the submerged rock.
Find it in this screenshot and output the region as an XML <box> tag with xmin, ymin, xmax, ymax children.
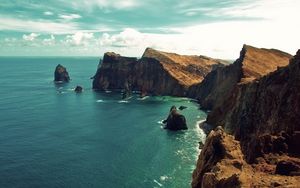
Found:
<box><xmin>54</xmin><ymin>64</ymin><xmax>70</xmax><ymax>82</ymax></box>
<box><xmin>178</xmin><ymin>106</ymin><xmax>187</xmax><ymax>110</ymax></box>
<box><xmin>163</xmin><ymin>106</ymin><xmax>188</xmax><ymax>131</ymax></box>
<box><xmin>74</xmin><ymin>86</ymin><xmax>83</xmax><ymax>93</ymax></box>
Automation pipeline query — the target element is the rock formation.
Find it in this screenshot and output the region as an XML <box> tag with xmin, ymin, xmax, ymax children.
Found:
<box><xmin>74</xmin><ymin>85</ymin><xmax>83</xmax><ymax>93</ymax></box>
<box><xmin>163</xmin><ymin>106</ymin><xmax>188</xmax><ymax>131</ymax></box>
<box><xmin>192</xmin><ymin>127</ymin><xmax>300</xmax><ymax>188</ymax></box>
<box><xmin>188</xmin><ymin>45</ymin><xmax>292</xmax><ymax>110</ymax></box>
<box><xmin>192</xmin><ymin>50</ymin><xmax>300</xmax><ymax>187</ymax></box>
<box><xmin>92</xmin><ymin>48</ymin><xmax>226</xmax><ymax>96</ymax></box>
<box><xmin>54</xmin><ymin>64</ymin><xmax>70</xmax><ymax>82</ymax></box>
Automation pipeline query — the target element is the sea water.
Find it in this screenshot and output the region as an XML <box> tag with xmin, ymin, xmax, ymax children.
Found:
<box><xmin>0</xmin><ymin>57</ymin><xmax>206</xmax><ymax>188</ymax></box>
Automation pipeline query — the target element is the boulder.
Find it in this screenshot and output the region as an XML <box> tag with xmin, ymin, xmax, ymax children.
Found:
<box><xmin>275</xmin><ymin>160</ymin><xmax>300</xmax><ymax>176</ymax></box>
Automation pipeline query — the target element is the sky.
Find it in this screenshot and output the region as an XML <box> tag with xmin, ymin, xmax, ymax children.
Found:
<box><xmin>0</xmin><ymin>0</ymin><xmax>299</xmax><ymax>59</ymax></box>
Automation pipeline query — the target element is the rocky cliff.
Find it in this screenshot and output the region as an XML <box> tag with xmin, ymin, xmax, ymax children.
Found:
<box><xmin>188</xmin><ymin>45</ymin><xmax>292</xmax><ymax>110</ymax></box>
<box><xmin>192</xmin><ymin>127</ymin><xmax>300</xmax><ymax>188</ymax></box>
<box><xmin>192</xmin><ymin>50</ymin><xmax>300</xmax><ymax>187</ymax></box>
<box><xmin>92</xmin><ymin>48</ymin><xmax>226</xmax><ymax>96</ymax></box>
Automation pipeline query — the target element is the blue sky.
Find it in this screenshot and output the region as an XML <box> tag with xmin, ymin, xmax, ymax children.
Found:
<box><xmin>0</xmin><ymin>0</ymin><xmax>299</xmax><ymax>58</ymax></box>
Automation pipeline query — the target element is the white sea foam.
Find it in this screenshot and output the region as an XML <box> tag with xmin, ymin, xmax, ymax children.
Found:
<box><xmin>157</xmin><ymin>120</ymin><xmax>164</xmax><ymax>125</ymax></box>
<box><xmin>153</xmin><ymin>179</ymin><xmax>163</xmax><ymax>187</ymax></box>
<box><xmin>96</xmin><ymin>100</ymin><xmax>104</xmax><ymax>103</ymax></box>
<box><xmin>118</xmin><ymin>100</ymin><xmax>129</xmax><ymax>103</ymax></box>
<box><xmin>137</xmin><ymin>96</ymin><xmax>149</xmax><ymax>100</ymax></box>
<box><xmin>160</xmin><ymin>175</ymin><xmax>169</xmax><ymax>181</ymax></box>
<box><xmin>105</xmin><ymin>90</ymin><xmax>112</xmax><ymax>93</ymax></box>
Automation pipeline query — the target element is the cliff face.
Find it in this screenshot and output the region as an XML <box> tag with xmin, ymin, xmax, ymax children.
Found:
<box><xmin>192</xmin><ymin>50</ymin><xmax>300</xmax><ymax>187</ymax></box>
<box><xmin>188</xmin><ymin>45</ymin><xmax>292</xmax><ymax>110</ymax></box>
<box><xmin>207</xmin><ymin>50</ymin><xmax>300</xmax><ymax>162</ymax></box>
<box><xmin>92</xmin><ymin>48</ymin><xmax>226</xmax><ymax>96</ymax></box>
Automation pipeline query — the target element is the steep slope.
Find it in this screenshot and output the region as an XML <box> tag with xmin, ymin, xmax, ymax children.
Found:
<box><xmin>192</xmin><ymin>128</ymin><xmax>300</xmax><ymax>188</ymax></box>
<box><xmin>207</xmin><ymin>49</ymin><xmax>300</xmax><ymax>162</ymax></box>
<box><xmin>92</xmin><ymin>48</ymin><xmax>226</xmax><ymax>96</ymax></box>
<box><xmin>192</xmin><ymin>50</ymin><xmax>300</xmax><ymax>187</ymax></box>
<box><xmin>188</xmin><ymin>45</ymin><xmax>292</xmax><ymax>110</ymax></box>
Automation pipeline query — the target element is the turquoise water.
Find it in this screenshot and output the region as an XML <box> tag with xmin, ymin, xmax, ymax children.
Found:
<box><xmin>0</xmin><ymin>57</ymin><xmax>206</xmax><ymax>188</ymax></box>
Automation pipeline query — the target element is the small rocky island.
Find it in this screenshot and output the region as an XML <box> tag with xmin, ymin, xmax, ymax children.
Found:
<box><xmin>163</xmin><ymin>106</ymin><xmax>188</xmax><ymax>131</ymax></box>
<box><xmin>54</xmin><ymin>64</ymin><xmax>70</xmax><ymax>82</ymax></box>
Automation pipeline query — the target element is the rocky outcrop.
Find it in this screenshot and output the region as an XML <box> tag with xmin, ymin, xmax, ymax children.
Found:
<box><xmin>74</xmin><ymin>85</ymin><xmax>83</xmax><ymax>93</ymax></box>
<box><xmin>188</xmin><ymin>45</ymin><xmax>292</xmax><ymax>110</ymax></box>
<box><xmin>54</xmin><ymin>64</ymin><xmax>70</xmax><ymax>82</ymax></box>
<box><xmin>192</xmin><ymin>50</ymin><xmax>300</xmax><ymax>187</ymax></box>
<box><xmin>163</xmin><ymin>106</ymin><xmax>188</xmax><ymax>131</ymax></box>
<box><xmin>92</xmin><ymin>48</ymin><xmax>226</xmax><ymax>96</ymax></box>
<box><xmin>192</xmin><ymin>128</ymin><xmax>300</xmax><ymax>188</ymax></box>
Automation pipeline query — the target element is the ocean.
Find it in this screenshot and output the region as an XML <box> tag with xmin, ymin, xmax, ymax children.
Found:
<box><xmin>0</xmin><ymin>57</ymin><xmax>206</xmax><ymax>188</ymax></box>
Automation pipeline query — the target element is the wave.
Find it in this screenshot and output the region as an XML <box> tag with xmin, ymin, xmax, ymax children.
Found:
<box><xmin>153</xmin><ymin>179</ymin><xmax>163</xmax><ymax>187</ymax></box>
<box><xmin>96</xmin><ymin>100</ymin><xmax>104</xmax><ymax>103</ymax></box>
<box><xmin>137</xmin><ymin>96</ymin><xmax>149</xmax><ymax>100</ymax></box>
<box><xmin>118</xmin><ymin>100</ymin><xmax>129</xmax><ymax>103</ymax></box>
<box><xmin>157</xmin><ymin>120</ymin><xmax>165</xmax><ymax>125</ymax></box>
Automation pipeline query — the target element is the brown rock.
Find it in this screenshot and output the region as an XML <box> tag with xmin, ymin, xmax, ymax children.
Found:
<box><xmin>192</xmin><ymin>128</ymin><xmax>300</xmax><ymax>188</ymax></box>
<box><xmin>192</xmin><ymin>128</ymin><xmax>244</xmax><ymax>188</ymax></box>
<box><xmin>275</xmin><ymin>160</ymin><xmax>300</xmax><ymax>176</ymax></box>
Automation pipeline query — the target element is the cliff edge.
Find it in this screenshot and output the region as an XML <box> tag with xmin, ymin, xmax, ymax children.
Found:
<box><xmin>188</xmin><ymin>45</ymin><xmax>292</xmax><ymax>110</ymax></box>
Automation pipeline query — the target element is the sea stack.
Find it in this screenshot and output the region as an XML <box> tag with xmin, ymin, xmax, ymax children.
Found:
<box><xmin>54</xmin><ymin>64</ymin><xmax>70</xmax><ymax>82</ymax></box>
<box><xmin>163</xmin><ymin>106</ymin><xmax>188</xmax><ymax>131</ymax></box>
<box><xmin>92</xmin><ymin>48</ymin><xmax>227</xmax><ymax>96</ymax></box>
<box><xmin>191</xmin><ymin>49</ymin><xmax>300</xmax><ymax>188</ymax></box>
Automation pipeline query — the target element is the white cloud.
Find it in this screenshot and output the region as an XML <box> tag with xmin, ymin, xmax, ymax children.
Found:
<box><xmin>65</xmin><ymin>32</ymin><xmax>94</xmax><ymax>46</ymax></box>
<box><xmin>0</xmin><ymin>16</ymin><xmax>79</xmax><ymax>34</ymax></box>
<box><xmin>70</xmin><ymin>0</ymin><xmax>141</xmax><ymax>10</ymax></box>
<box><xmin>100</xmin><ymin>28</ymin><xmax>144</xmax><ymax>47</ymax></box>
<box><xmin>96</xmin><ymin>0</ymin><xmax>300</xmax><ymax>59</ymax></box>
<box><xmin>59</xmin><ymin>14</ymin><xmax>81</xmax><ymax>20</ymax></box>
<box><xmin>23</xmin><ymin>33</ymin><xmax>40</xmax><ymax>41</ymax></box>
<box><xmin>44</xmin><ymin>11</ymin><xmax>54</xmax><ymax>16</ymax></box>
<box><xmin>43</xmin><ymin>35</ymin><xmax>55</xmax><ymax>46</ymax></box>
